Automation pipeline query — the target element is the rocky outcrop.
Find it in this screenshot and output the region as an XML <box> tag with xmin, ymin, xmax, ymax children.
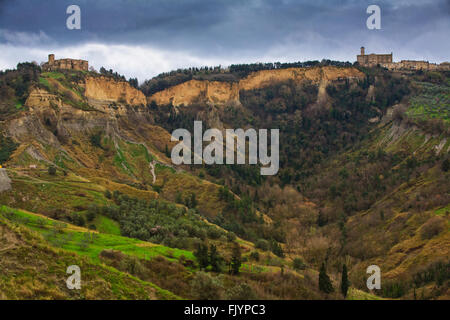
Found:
<box><xmin>148</xmin><ymin>66</ymin><xmax>365</xmax><ymax>106</ymax></box>
<box><xmin>239</xmin><ymin>66</ymin><xmax>364</xmax><ymax>91</ymax></box>
<box><xmin>25</xmin><ymin>88</ymin><xmax>61</xmax><ymax>109</ymax></box>
<box><xmin>148</xmin><ymin>80</ymin><xmax>240</xmax><ymax>107</ymax></box>
<box><xmin>83</xmin><ymin>76</ymin><xmax>146</xmax><ymax>106</ymax></box>
<box><xmin>0</xmin><ymin>168</ymin><xmax>11</xmax><ymax>192</ymax></box>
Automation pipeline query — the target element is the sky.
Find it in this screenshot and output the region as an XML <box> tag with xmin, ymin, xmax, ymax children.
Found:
<box><xmin>0</xmin><ymin>0</ymin><xmax>449</xmax><ymax>82</ymax></box>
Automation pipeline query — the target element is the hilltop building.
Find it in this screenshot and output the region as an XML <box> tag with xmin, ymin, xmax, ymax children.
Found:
<box><xmin>356</xmin><ymin>47</ymin><xmax>450</xmax><ymax>71</ymax></box>
<box><xmin>42</xmin><ymin>54</ymin><xmax>88</xmax><ymax>72</ymax></box>
<box><xmin>357</xmin><ymin>47</ymin><xmax>393</xmax><ymax>66</ymax></box>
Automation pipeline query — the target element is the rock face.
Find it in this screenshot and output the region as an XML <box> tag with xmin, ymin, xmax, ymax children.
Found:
<box><xmin>83</xmin><ymin>76</ymin><xmax>146</xmax><ymax>106</ymax></box>
<box><xmin>148</xmin><ymin>66</ymin><xmax>365</xmax><ymax>106</ymax></box>
<box><xmin>25</xmin><ymin>88</ymin><xmax>61</xmax><ymax>109</ymax></box>
<box><xmin>239</xmin><ymin>66</ymin><xmax>364</xmax><ymax>91</ymax></box>
<box><xmin>0</xmin><ymin>169</ymin><xmax>12</xmax><ymax>192</ymax></box>
<box><xmin>148</xmin><ymin>80</ymin><xmax>240</xmax><ymax>107</ymax></box>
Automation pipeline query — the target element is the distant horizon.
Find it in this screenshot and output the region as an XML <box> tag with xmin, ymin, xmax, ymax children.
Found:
<box><xmin>4</xmin><ymin>49</ymin><xmax>449</xmax><ymax>84</ymax></box>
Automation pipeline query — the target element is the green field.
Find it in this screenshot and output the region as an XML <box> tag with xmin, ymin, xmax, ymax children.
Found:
<box><xmin>407</xmin><ymin>82</ymin><xmax>450</xmax><ymax>122</ymax></box>
<box><xmin>0</xmin><ymin>206</ymin><xmax>196</xmax><ymax>264</ymax></box>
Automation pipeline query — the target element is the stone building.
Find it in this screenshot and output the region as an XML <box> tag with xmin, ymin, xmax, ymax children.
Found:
<box><xmin>356</xmin><ymin>47</ymin><xmax>450</xmax><ymax>71</ymax></box>
<box><xmin>357</xmin><ymin>47</ymin><xmax>393</xmax><ymax>66</ymax></box>
<box><xmin>42</xmin><ymin>54</ymin><xmax>88</xmax><ymax>72</ymax></box>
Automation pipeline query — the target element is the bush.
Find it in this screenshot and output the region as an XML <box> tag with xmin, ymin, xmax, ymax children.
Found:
<box><xmin>71</xmin><ymin>213</ymin><xmax>86</xmax><ymax>227</ymax></box>
<box><xmin>226</xmin><ymin>232</ymin><xmax>237</xmax><ymax>242</ymax></box>
<box><xmin>0</xmin><ymin>135</ymin><xmax>18</xmax><ymax>162</ymax></box>
<box><xmin>190</xmin><ymin>272</ymin><xmax>223</xmax><ymax>300</ymax></box>
<box><xmin>270</xmin><ymin>240</ymin><xmax>284</xmax><ymax>258</ymax></box>
<box><xmin>293</xmin><ymin>258</ymin><xmax>307</xmax><ymax>270</ymax></box>
<box><xmin>89</xmin><ymin>132</ymin><xmax>102</xmax><ymax>149</ymax></box>
<box><xmin>86</xmin><ymin>206</ymin><xmax>97</xmax><ymax>222</ymax></box>
<box><xmin>104</xmin><ymin>190</ymin><xmax>112</xmax><ymax>199</ymax></box>
<box><xmin>420</xmin><ymin>216</ymin><xmax>445</xmax><ymax>239</ymax></box>
<box><xmin>48</xmin><ymin>165</ymin><xmax>57</xmax><ymax>175</ymax></box>
<box><xmin>249</xmin><ymin>251</ymin><xmax>260</xmax><ymax>261</ymax></box>
<box><xmin>255</xmin><ymin>239</ymin><xmax>269</xmax><ymax>251</ymax></box>
<box><xmin>225</xmin><ymin>283</ymin><xmax>257</xmax><ymax>300</ymax></box>
<box><xmin>442</xmin><ymin>159</ymin><xmax>450</xmax><ymax>172</ymax></box>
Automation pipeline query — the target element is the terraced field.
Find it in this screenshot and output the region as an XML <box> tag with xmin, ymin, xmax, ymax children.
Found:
<box><xmin>407</xmin><ymin>82</ymin><xmax>450</xmax><ymax>122</ymax></box>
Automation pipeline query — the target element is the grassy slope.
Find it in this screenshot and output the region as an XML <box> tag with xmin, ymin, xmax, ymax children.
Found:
<box><xmin>319</xmin><ymin>117</ymin><xmax>449</xmax><ymax>296</ymax></box>
<box><xmin>0</xmin><ymin>210</ymin><xmax>179</xmax><ymax>300</ymax></box>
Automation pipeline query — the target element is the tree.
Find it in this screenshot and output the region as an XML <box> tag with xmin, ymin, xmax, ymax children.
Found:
<box><xmin>128</xmin><ymin>77</ymin><xmax>138</xmax><ymax>88</ymax></box>
<box><xmin>340</xmin><ymin>264</ymin><xmax>350</xmax><ymax>298</ymax></box>
<box><xmin>190</xmin><ymin>193</ymin><xmax>197</xmax><ymax>208</ymax></box>
<box><xmin>442</xmin><ymin>159</ymin><xmax>450</xmax><ymax>172</ymax></box>
<box><xmin>209</xmin><ymin>244</ymin><xmax>221</xmax><ymax>272</ymax></box>
<box><xmin>48</xmin><ymin>165</ymin><xmax>57</xmax><ymax>175</ymax></box>
<box><xmin>230</xmin><ymin>243</ymin><xmax>242</xmax><ymax>275</ymax></box>
<box><xmin>175</xmin><ymin>190</ymin><xmax>183</xmax><ymax>204</ymax></box>
<box><xmin>319</xmin><ymin>262</ymin><xmax>334</xmax><ymax>294</ymax></box>
<box><xmin>194</xmin><ymin>243</ymin><xmax>209</xmax><ymax>269</ymax></box>
<box><xmin>270</xmin><ymin>239</ymin><xmax>284</xmax><ymax>257</ymax></box>
<box><xmin>104</xmin><ymin>190</ymin><xmax>112</xmax><ymax>199</ymax></box>
<box><xmin>164</xmin><ymin>144</ymin><xmax>170</xmax><ymax>157</ymax></box>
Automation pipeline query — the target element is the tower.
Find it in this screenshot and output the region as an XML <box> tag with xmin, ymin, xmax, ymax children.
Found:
<box><xmin>360</xmin><ymin>47</ymin><xmax>365</xmax><ymax>56</ymax></box>
<box><xmin>48</xmin><ymin>54</ymin><xmax>55</xmax><ymax>64</ymax></box>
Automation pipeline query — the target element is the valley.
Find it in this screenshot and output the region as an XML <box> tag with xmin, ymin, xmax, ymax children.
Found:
<box><xmin>0</xmin><ymin>61</ymin><xmax>448</xmax><ymax>300</ymax></box>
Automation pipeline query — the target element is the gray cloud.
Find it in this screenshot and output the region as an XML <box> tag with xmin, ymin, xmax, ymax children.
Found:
<box><xmin>0</xmin><ymin>0</ymin><xmax>448</xmax><ymax>81</ymax></box>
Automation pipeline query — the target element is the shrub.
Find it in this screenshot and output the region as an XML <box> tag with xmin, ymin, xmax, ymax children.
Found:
<box><xmin>442</xmin><ymin>159</ymin><xmax>450</xmax><ymax>172</ymax></box>
<box><xmin>293</xmin><ymin>258</ymin><xmax>307</xmax><ymax>270</ymax></box>
<box><xmin>226</xmin><ymin>232</ymin><xmax>237</xmax><ymax>242</ymax></box>
<box><xmin>190</xmin><ymin>272</ymin><xmax>223</xmax><ymax>300</ymax></box>
<box><xmin>255</xmin><ymin>239</ymin><xmax>269</xmax><ymax>251</ymax></box>
<box><xmin>225</xmin><ymin>283</ymin><xmax>257</xmax><ymax>300</ymax></box>
<box><xmin>89</xmin><ymin>132</ymin><xmax>102</xmax><ymax>149</ymax></box>
<box><xmin>270</xmin><ymin>240</ymin><xmax>284</xmax><ymax>258</ymax></box>
<box><xmin>420</xmin><ymin>216</ymin><xmax>445</xmax><ymax>239</ymax></box>
<box><xmin>0</xmin><ymin>135</ymin><xmax>18</xmax><ymax>162</ymax></box>
<box><xmin>104</xmin><ymin>190</ymin><xmax>112</xmax><ymax>199</ymax></box>
<box><xmin>249</xmin><ymin>251</ymin><xmax>260</xmax><ymax>261</ymax></box>
<box><xmin>48</xmin><ymin>165</ymin><xmax>57</xmax><ymax>175</ymax></box>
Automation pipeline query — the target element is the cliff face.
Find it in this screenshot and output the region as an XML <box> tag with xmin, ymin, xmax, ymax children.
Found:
<box><xmin>148</xmin><ymin>80</ymin><xmax>239</xmax><ymax>106</ymax></box>
<box><xmin>24</xmin><ymin>88</ymin><xmax>61</xmax><ymax>109</ymax></box>
<box><xmin>83</xmin><ymin>76</ymin><xmax>146</xmax><ymax>106</ymax></box>
<box><xmin>239</xmin><ymin>66</ymin><xmax>364</xmax><ymax>91</ymax></box>
<box><xmin>148</xmin><ymin>66</ymin><xmax>365</xmax><ymax>106</ymax></box>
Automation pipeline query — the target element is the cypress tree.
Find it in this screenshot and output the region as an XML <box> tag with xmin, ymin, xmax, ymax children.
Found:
<box><xmin>319</xmin><ymin>262</ymin><xmax>334</xmax><ymax>294</ymax></box>
<box><xmin>209</xmin><ymin>244</ymin><xmax>221</xmax><ymax>272</ymax></box>
<box><xmin>340</xmin><ymin>264</ymin><xmax>350</xmax><ymax>298</ymax></box>
<box><xmin>230</xmin><ymin>243</ymin><xmax>242</xmax><ymax>275</ymax></box>
<box><xmin>195</xmin><ymin>243</ymin><xmax>209</xmax><ymax>270</ymax></box>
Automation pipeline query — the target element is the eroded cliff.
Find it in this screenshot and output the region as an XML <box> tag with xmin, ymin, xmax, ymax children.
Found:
<box><xmin>83</xmin><ymin>76</ymin><xmax>146</xmax><ymax>106</ymax></box>
<box><xmin>148</xmin><ymin>66</ymin><xmax>365</xmax><ymax>106</ymax></box>
<box><xmin>148</xmin><ymin>80</ymin><xmax>240</xmax><ymax>107</ymax></box>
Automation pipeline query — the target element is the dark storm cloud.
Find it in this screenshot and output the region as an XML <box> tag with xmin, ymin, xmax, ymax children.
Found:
<box><xmin>0</xmin><ymin>0</ymin><xmax>448</xmax><ymax>80</ymax></box>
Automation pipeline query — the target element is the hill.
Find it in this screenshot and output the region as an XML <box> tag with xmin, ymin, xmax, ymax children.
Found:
<box><xmin>0</xmin><ymin>61</ymin><xmax>448</xmax><ymax>299</ymax></box>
